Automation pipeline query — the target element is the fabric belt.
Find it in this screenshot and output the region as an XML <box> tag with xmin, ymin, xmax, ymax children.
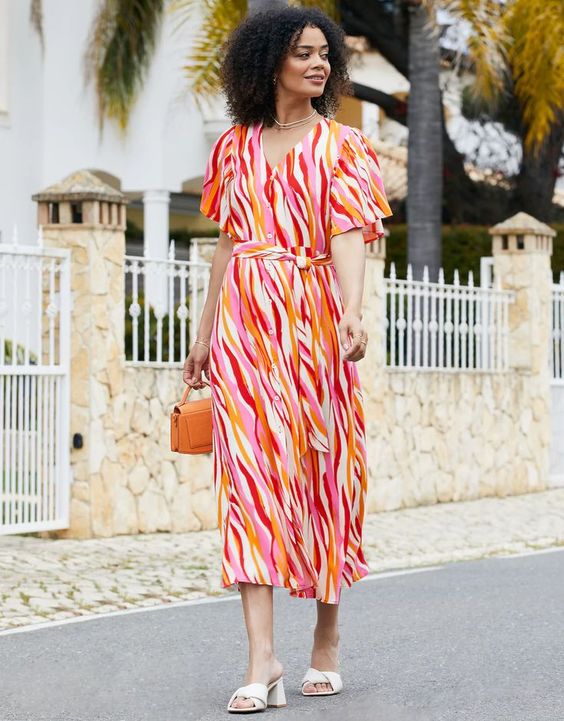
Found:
<box><xmin>232</xmin><ymin>240</ymin><xmax>333</xmax><ymax>269</ymax></box>
<box><xmin>231</xmin><ymin>240</ymin><xmax>332</xmax><ymax>457</ymax></box>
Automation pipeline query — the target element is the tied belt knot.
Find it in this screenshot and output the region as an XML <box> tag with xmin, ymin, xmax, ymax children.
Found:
<box><xmin>231</xmin><ymin>240</ymin><xmax>332</xmax><ymax>457</ymax></box>
<box><xmin>232</xmin><ymin>240</ymin><xmax>332</xmax><ymax>270</ymax></box>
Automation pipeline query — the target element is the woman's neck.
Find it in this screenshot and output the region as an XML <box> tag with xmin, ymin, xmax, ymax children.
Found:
<box><xmin>273</xmin><ymin>102</ymin><xmax>315</xmax><ymax>126</ymax></box>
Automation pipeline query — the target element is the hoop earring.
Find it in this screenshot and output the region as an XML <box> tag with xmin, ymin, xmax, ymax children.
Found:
<box><xmin>273</xmin><ymin>76</ymin><xmax>277</xmax><ymax>85</ymax></box>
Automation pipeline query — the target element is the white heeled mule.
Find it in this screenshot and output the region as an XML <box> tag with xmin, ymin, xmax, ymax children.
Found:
<box><xmin>227</xmin><ymin>676</ymin><xmax>286</xmax><ymax>713</ymax></box>
<box><xmin>301</xmin><ymin>667</ymin><xmax>343</xmax><ymax>696</ymax></box>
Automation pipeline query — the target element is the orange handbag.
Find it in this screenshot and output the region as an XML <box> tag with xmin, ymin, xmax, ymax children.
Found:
<box><xmin>170</xmin><ymin>379</ymin><xmax>213</xmax><ymax>454</ymax></box>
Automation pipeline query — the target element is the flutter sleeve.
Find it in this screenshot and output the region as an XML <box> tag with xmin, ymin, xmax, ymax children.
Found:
<box><xmin>199</xmin><ymin>126</ymin><xmax>234</xmax><ymax>232</ymax></box>
<box><xmin>329</xmin><ymin>128</ymin><xmax>393</xmax><ymax>243</ymax></box>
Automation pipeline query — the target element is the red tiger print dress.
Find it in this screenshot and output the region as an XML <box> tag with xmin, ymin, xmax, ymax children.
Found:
<box><xmin>199</xmin><ymin>115</ymin><xmax>392</xmax><ymax>603</ymax></box>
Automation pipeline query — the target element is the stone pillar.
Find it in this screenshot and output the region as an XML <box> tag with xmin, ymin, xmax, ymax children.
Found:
<box><xmin>32</xmin><ymin>170</ymin><xmax>128</xmax><ymax>538</ymax></box>
<box><xmin>490</xmin><ymin>211</ymin><xmax>555</xmax><ymax>492</ymax></box>
<box><xmin>192</xmin><ymin>236</ymin><xmax>217</xmax><ymax>265</ymax></box>
<box><xmin>359</xmin><ymin>234</ymin><xmax>387</xmax><ymax>391</ymax></box>
<box><xmin>143</xmin><ymin>189</ymin><xmax>170</xmax><ymax>311</ymax></box>
<box><xmin>490</xmin><ymin>212</ymin><xmax>555</xmax><ymax>375</ymax></box>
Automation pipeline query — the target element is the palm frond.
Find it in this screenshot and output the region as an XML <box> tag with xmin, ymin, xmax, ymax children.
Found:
<box><xmin>174</xmin><ymin>0</ymin><xmax>245</xmax><ymax>109</ymax></box>
<box><xmin>84</xmin><ymin>0</ymin><xmax>165</xmax><ymax>132</ymax></box>
<box><xmin>504</xmin><ymin>0</ymin><xmax>564</xmax><ymax>151</ymax></box>
<box><xmin>174</xmin><ymin>0</ymin><xmax>339</xmax><ymax>108</ymax></box>
<box><xmin>29</xmin><ymin>0</ymin><xmax>44</xmax><ymax>51</ymax></box>
<box><xmin>440</xmin><ymin>0</ymin><xmax>509</xmax><ymax>107</ymax></box>
<box><xmin>167</xmin><ymin>0</ymin><xmax>200</xmax><ymax>34</ymax></box>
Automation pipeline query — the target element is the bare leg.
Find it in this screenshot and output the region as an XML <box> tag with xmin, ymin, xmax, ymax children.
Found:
<box><xmin>303</xmin><ymin>600</ymin><xmax>340</xmax><ymax>694</ymax></box>
<box><xmin>230</xmin><ymin>583</ymin><xmax>284</xmax><ymax>710</ymax></box>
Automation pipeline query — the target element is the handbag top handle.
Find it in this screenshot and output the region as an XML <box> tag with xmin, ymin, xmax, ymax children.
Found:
<box><xmin>180</xmin><ymin>378</ymin><xmax>211</xmax><ymax>405</ymax></box>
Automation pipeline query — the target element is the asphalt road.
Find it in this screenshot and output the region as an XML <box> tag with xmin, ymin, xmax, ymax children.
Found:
<box><xmin>1</xmin><ymin>549</ymin><xmax>563</xmax><ymax>721</ymax></box>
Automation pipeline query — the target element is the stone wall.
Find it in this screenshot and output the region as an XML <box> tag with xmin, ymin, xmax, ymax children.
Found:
<box><xmin>33</xmin><ymin>174</ymin><xmax>556</xmax><ymax>539</ymax></box>
<box><xmin>112</xmin><ymin>367</ymin><xmax>214</xmax><ymax>534</ymax></box>
<box><xmin>363</xmin><ymin>370</ymin><xmax>549</xmax><ymax>514</ymax></box>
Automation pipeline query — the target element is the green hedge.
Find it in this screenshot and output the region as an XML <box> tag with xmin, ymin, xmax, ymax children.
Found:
<box><xmin>386</xmin><ymin>224</ymin><xmax>564</xmax><ymax>283</ymax></box>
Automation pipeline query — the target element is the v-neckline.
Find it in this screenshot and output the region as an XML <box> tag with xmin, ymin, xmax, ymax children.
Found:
<box><xmin>259</xmin><ymin>116</ymin><xmax>327</xmax><ymax>175</ymax></box>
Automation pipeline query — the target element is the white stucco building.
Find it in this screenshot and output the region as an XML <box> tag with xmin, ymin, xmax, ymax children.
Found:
<box><xmin>0</xmin><ymin>0</ymin><xmax>233</xmax><ymax>255</ymax></box>
<box><xmin>0</xmin><ymin>0</ymin><xmax>416</xmax><ymax>260</ymax></box>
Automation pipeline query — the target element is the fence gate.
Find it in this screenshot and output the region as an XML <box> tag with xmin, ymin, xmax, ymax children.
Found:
<box><xmin>0</xmin><ymin>237</ymin><xmax>71</xmax><ymax>534</ymax></box>
<box><xmin>550</xmin><ymin>276</ymin><xmax>564</xmax><ymax>487</ymax></box>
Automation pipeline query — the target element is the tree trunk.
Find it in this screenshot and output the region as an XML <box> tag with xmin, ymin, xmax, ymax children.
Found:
<box><xmin>514</xmin><ymin>117</ymin><xmax>564</xmax><ymax>222</ymax></box>
<box><xmin>248</xmin><ymin>0</ymin><xmax>286</xmax><ymax>11</ymax></box>
<box><xmin>406</xmin><ymin>1</ymin><xmax>443</xmax><ymax>281</ymax></box>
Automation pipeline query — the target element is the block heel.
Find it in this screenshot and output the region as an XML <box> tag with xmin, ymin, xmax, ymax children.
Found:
<box><xmin>267</xmin><ymin>677</ymin><xmax>286</xmax><ymax>707</ymax></box>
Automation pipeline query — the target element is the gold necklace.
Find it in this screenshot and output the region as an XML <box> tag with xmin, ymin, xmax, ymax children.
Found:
<box><xmin>273</xmin><ymin>108</ymin><xmax>317</xmax><ymax>129</ymax></box>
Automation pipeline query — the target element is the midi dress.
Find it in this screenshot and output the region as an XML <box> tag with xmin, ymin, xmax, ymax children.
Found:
<box><xmin>199</xmin><ymin>115</ymin><xmax>392</xmax><ymax>604</ymax></box>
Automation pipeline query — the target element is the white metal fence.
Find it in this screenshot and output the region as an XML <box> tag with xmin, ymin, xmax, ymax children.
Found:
<box><xmin>551</xmin><ymin>273</ymin><xmax>564</xmax><ymax>382</ymax></box>
<box><xmin>124</xmin><ymin>240</ymin><xmax>211</xmax><ymax>366</ymax></box>
<box><xmin>0</xmin><ymin>230</ymin><xmax>71</xmax><ymax>534</ymax></box>
<box><xmin>385</xmin><ymin>263</ymin><xmax>514</xmax><ymax>371</ymax></box>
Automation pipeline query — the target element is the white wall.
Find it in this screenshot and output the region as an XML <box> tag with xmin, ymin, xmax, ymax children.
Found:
<box><xmin>0</xmin><ymin>0</ymin><xmax>44</xmax><ymax>244</ymax></box>
<box><xmin>550</xmin><ymin>384</ymin><xmax>564</xmax><ymax>487</ymax></box>
<box><xmin>0</xmin><ymin>0</ymin><xmax>222</xmax><ymax>245</ymax></box>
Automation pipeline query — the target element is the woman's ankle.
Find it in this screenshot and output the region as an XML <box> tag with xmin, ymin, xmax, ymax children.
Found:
<box><xmin>248</xmin><ymin>646</ymin><xmax>276</xmax><ymax>663</ymax></box>
<box><xmin>245</xmin><ymin>652</ymin><xmax>283</xmax><ymax>683</ymax></box>
<box><xmin>313</xmin><ymin>626</ymin><xmax>340</xmax><ymax>646</ymax></box>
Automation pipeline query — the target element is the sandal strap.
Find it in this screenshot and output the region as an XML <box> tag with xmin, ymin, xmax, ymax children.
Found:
<box><xmin>301</xmin><ymin>667</ymin><xmax>343</xmax><ymax>692</ymax></box>
<box><xmin>227</xmin><ymin>682</ymin><xmax>268</xmax><ymax>710</ymax></box>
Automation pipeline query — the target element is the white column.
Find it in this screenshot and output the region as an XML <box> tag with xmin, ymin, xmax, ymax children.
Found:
<box><xmin>143</xmin><ymin>189</ymin><xmax>170</xmax><ymax>312</ymax></box>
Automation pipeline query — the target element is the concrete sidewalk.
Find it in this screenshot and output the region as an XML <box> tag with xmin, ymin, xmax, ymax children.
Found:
<box><xmin>1</xmin><ymin>488</ymin><xmax>563</xmax><ymax>633</ymax></box>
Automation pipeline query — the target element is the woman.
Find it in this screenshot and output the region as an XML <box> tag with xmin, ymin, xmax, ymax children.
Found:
<box><xmin>183</xmin><ymin>6</ymin><xmax>392</xmax><ymax>714</ymax></box>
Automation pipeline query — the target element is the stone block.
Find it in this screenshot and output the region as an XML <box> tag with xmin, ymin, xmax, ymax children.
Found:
<box><xmin>129</xmin><ymin>462</ymin><xmax>150</xmax><ymax>495</ymax></box>
<box><xmin>113</xmin><ymin>486</ymin><xmax>138</xmax><ymax>535</ymax></box>
<box><xmin>171</xmin><ymin>483</ymin><xmax>202</xmax><ymax>532</ymax></box>
<box><xmin>65</xmin><ymin>498</ymin><xmax>92</xmax><ymax>539</ymax></box>
<box><xmin>71</xmin><ymin>481</ymin><xmax>90</xmax><ymax>503</ymax></box>
<box><xmin>192</xmin><ymin>488</ymin><xmax>218</xmax><ymax>530</ymax></box>
<box><xmin>138</xmin><ymin>488</ymin><xmax>171</xmax><ymax>532</ymax></box>
<box><xmin>162</xmin><ymin>461</ymin><xmax>179</xmax><ymax>504</ymax></box>
<box><xmin>90</xmin><ymin>473</ymin><xmax>114</xmax><ymax>537</ymax></box>
<box><xmin>130</xmin><ymin>398</ymin><xmax>151</xmax><ymax>435</ymax></box>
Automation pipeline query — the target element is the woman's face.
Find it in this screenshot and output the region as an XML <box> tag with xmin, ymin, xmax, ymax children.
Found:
<box><xmin>277</xmin><ymin>25</ymin><xmax>330</xmax><ymax>98</ymax></box>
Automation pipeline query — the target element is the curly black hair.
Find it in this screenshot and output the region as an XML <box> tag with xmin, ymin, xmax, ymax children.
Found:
<box><xmin>219</xmin><ymin>6</ymin><xmax>353</xmax><ymax>128</ymax></box>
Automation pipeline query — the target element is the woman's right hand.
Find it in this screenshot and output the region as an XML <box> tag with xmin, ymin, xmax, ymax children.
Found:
<box><xmin>183</xmin><ymin>342</ymin><xmax>210</xmax><ymax>389</ymax></box>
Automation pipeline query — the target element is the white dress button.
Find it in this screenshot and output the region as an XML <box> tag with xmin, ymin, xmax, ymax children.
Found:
<box><xmin>267</xmin><ymin>233</ymin><xmax>273</xmax><ymax>239</ymax></box>
<box><xmin>274</xmin><ymin>395</ymin><xmax>280</xmax><ymax>401</ymax></box>
<box><xmin>268</xmin><ymin>329</ymin><xmax>274</xmax><ymax>335</ymax></box>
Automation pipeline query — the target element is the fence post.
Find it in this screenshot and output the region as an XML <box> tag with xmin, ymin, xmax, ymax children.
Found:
<box><xmin>32</xmin><ymin>171</ymin><xmax>128</xmax><ymax>538</ymax></box>
<box><xmin>490</xmin><ymin>211</ymin><xmax>555</xmax><ymax>492</ymax></box>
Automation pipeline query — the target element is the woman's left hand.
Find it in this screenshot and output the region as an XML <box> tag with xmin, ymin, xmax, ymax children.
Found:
<box><xmin>338</xmin><ymin>309</ymin><xmax>368</xmax><ymax>362</ymax></box>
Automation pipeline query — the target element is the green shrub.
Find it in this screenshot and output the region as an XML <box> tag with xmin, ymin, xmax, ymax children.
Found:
<box><xmin>386</xmin><ymin>223</ymin><xmax>564</xmax><ymax>283</ymax></box>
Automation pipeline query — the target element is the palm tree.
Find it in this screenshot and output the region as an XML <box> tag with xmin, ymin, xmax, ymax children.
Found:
<box><xmin>248</xmin><ymin>0</ymin><xmax>285</xmax><ymax>10</ymax></box>
<box><xmin>28</xmin><ymin>0</ymin><xmax>562</xmax><ymax>278</ymax></box>
<box><xmin>404</xmin><ymin>0</ymin><xmax>443</xmax><ymax>280</ymax></box>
